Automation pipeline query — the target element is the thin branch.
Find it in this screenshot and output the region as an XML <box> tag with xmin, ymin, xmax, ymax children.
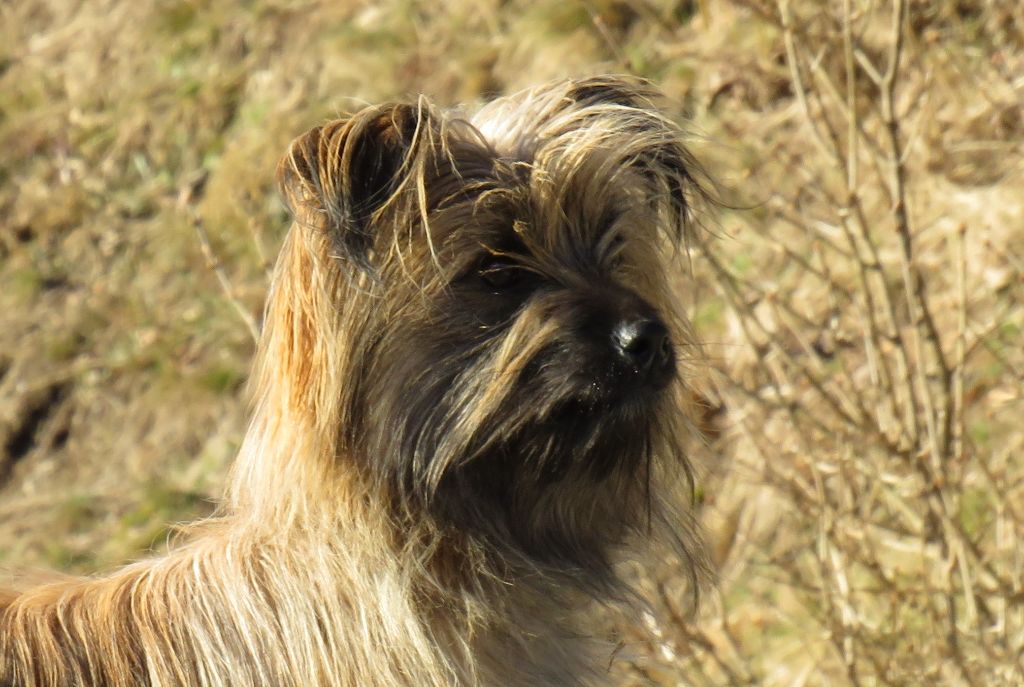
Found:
<box><xmin>192</xmin><ymin>214</ymin><xmax>260</xmax><ymax>345</ymax></box>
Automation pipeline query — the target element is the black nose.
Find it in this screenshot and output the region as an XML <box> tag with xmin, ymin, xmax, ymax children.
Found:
<box><xmin>612</xmin><ymin>318</ymin><xmax>673</xmax><ymax>382</ymax></box>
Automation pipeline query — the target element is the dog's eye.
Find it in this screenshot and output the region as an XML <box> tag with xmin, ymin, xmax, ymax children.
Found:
<box><xmin>477</xmin><ymin>258</ymin><xmax>523</xmax><ymax>291</ymax></box>
<box><xmin>606</xmin><ymin>234</ymin><xmax>627</xmax><ymax>267</ymax></box>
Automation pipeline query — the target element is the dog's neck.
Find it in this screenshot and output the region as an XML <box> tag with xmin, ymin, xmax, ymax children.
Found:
<box><xmin>222</xmin><ymin>410</ymin><xmax>616</xmax><ymax>686</ymax></box>
<box><xmin>2</xmin><ymin>493</ymin><xmax>612</xmax><ymax>687</ymax></box>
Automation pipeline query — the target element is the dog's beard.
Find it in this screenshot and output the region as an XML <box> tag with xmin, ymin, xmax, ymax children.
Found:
<box><xmin>445</xmin><ymin>393</ymin><xmax>670</xmax><ymax>571</ymax></box>
<box><xmin>358</xmin><ymin>285</ymin><xmax>680</xmax><ymax>576</ymax></box>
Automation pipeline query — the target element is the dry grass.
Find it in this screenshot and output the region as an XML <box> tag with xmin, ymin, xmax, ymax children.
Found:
<box><xmin>1</xmin><ymin>1</ymin><xmax>1022</xmax><ymax>684</ymax></box>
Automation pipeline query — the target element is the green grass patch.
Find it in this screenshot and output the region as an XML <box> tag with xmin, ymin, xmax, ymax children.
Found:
<box><xmin>694</xmin><ymin>299</ymin><xmax>725</xmax><ymax>331</ymax></box>
<box><xmin>9</xmin><ymin>267</ymin><xmax>42</xmax><ymax>302</ymax></box>
<box><xmin>44</xmin><ymin>542</ymin><xmax>97</xmax><ymax>571</ymax></box>
<box><xmin>153</xmin><ymin>0</ymin><xmax>199</xmax><ymax>35</ymax></box>
<box><xmin>730</xmin><ymin>252</ymin><xmax>753</xmax><ymax>277</ymax></box>
<box><xmin>958</xmin><ymin>487</ymin><xmax>994</xmax><ymax>542</ymax></box>
<box><xmin>54</xmin><ymin>494</ymin><xmax>104</xmax><ymax>533</ymax></box>
<box><xmin>969</xmin><ymin>418</ymin><xmax>991</xmax><ymax>446</ymax></box>
<box><xmin>113</xmin><ymin>482</ymin><xmax>214</xmax><ymax>556</ymax></box>
<box><xmin>200</xmin><ymin>363</ymin><xmax>247</xmax><ymax>394</ymax></box>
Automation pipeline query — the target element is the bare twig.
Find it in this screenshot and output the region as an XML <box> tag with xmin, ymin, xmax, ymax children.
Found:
<box><xmin>191</xmin><ymin>213</ymin><xmax>260</xmax><ymax>345</ymax></box>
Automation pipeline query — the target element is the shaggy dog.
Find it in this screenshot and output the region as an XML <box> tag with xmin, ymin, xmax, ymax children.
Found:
<box><xmin>1</xmin><ymin>76</ymin><xmax>709</xmax><ymax>687</ymax></box>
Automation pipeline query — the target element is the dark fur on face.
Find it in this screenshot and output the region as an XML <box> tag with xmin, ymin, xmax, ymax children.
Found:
<box><xmin>276</xmin><ymin>76</ymin><xmax>708</xmax><ymax>588</ymax></box>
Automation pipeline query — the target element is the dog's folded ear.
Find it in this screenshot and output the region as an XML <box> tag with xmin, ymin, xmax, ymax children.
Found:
<box><xmin>575</xmin><ymin>78</ymin><xmax>711</xmax><ymax>242</ymax></box>
<box><xmin>276</xmin><ymin>103</ymin><xmax>431</xmax><ymax>269</ymax></box>
<box><xmin>541</xmin><ymin>76</ymin><xmax>712</xmax><ymax>243</ymax></box>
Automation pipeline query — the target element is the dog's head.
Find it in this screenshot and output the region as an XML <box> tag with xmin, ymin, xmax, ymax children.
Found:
<box><xmin>267</xmin><ymin>77</ymin><xmax>707</xmax><ymax>577</ymax></box>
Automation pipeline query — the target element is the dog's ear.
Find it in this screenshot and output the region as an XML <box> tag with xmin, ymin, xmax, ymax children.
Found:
<box><xmin>562</xmin><ymin>76</ymin><xmax>712</xmax><ymax>242</ymax></box>
<box><xmin>277</xmin><ymin>103</ymin><xmax>429</xmax><ymax>269</ymax></box>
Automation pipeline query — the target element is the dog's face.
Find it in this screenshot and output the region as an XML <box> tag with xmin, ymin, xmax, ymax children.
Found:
<box><xmin>276</xmin><ymin>78</ymin><xmax>705</xmax><ymax>573</ymax></box>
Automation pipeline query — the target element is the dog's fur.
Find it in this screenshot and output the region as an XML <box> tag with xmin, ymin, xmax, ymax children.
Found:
<box><xmin>0</xmin><ymin>76</ymin><xmax>709</xmax><ymax>687</ymax></box>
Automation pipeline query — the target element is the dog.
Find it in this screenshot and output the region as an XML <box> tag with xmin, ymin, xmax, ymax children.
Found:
<box><xmin>0</xmin><ymin>75</ymin><xmax>709</xmax><ymax>686</ymax></box>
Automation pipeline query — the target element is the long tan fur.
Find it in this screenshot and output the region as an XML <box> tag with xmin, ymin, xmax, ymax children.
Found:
<box><xmin>1</xmin><ymin>76</ymin><xmax>709</xmax><ymax>687</ymax></box>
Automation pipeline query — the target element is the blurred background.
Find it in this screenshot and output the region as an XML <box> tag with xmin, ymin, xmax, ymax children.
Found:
<box><xmin>1</xmin><ymin>1</ymin><xmax>1022</xmax><ymax>684</ymax></box>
